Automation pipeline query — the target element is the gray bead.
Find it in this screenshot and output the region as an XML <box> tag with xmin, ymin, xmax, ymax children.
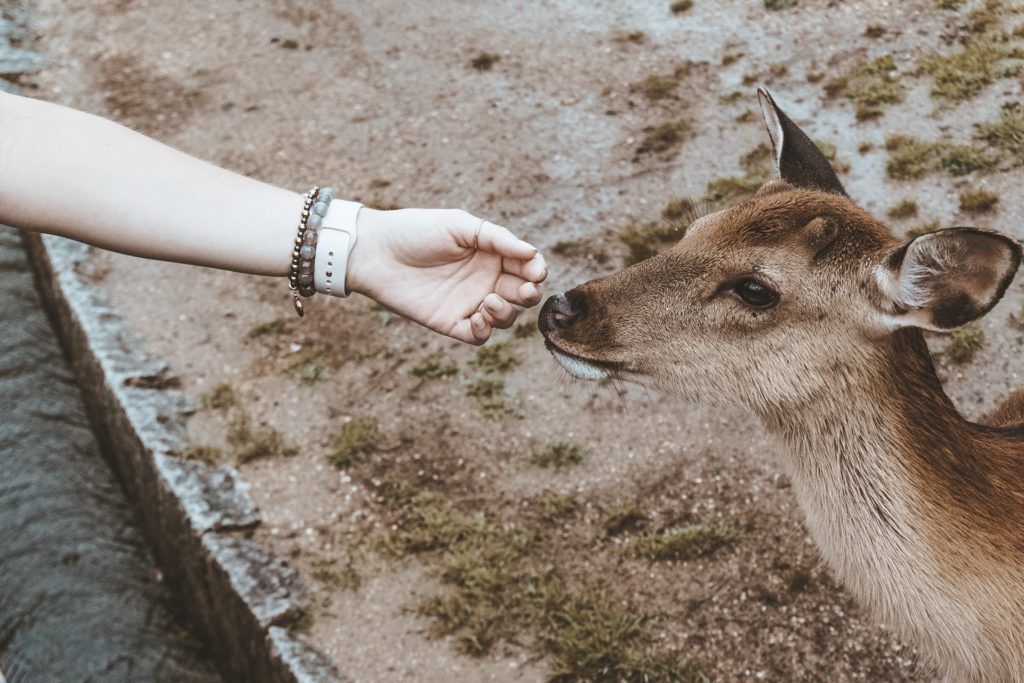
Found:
<box><xmin>317</xmin><ymin>187</ymin><xmax>335</xmax><ymax>203</ymax></box>
<box><xmin>298</xmin><ymin>272</ymin><xmax>314</xmax><ymax>286</ymax></box>
<box><xmin>303</xmin><ymin>229</ymin><xmax>318</xmax><ymax>245</ymax></box>
<box><xmin>311</xmin><ymin>201</ymin><xmax>328</xmax><ymax>216</ymax></box>
<box><xmin>306</xmin><ymin>212</ymin><xmax>323</xmax><ymax>229</ymax></box>
<box><xmin>299</xmin><ymin>259</ymin><xmax>313</xmax><ymax>272</ymax></box>
<box><xmin>299</xmin><ymin>245</ymin><xmax>316</xmax><ymax>259</ymax></box>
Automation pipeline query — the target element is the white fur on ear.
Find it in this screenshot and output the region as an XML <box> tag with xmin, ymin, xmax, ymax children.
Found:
<box><xmin>757</xmin><ymin>89</ymin><xmax>784</xmax><ymax>175</ymax></box>
<box><xmin>875</xmin><ymin>228</ymin><xmax>1023</xmax><ymax>331</ymax></box>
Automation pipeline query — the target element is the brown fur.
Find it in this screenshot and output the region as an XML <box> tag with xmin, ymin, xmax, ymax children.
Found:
<box><xmin>541</xmin><ymin>182</ymin><xmax>1024</xmax><ymax>681</ymax></box>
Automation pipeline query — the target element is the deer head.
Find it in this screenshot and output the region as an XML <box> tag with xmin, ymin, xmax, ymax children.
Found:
<box><xmin>539</xmin><ymin>90</ymin><xmax>1022</xmax><ymax>420</ymax></box>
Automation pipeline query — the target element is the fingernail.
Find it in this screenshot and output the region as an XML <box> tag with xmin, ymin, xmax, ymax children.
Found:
<box><xmin>472</xmin><ymin>314</ymin><xmax>485</xmax><ymax>330</ymax></box>
<box><xmin>523</xmin><ymin>283</ymin><xmax>539</xmax><ymax>299</ymax></box>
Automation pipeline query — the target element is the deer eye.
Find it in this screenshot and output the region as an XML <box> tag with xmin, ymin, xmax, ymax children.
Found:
<box><xmin>733</xmin><ymin>279</ymin><xmax>778</xmax><ymax>309</ymax></box>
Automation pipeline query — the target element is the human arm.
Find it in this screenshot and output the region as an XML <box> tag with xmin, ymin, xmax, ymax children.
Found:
<box><xmin>0</xmin><ymin>91</ymin><xmax>546</xmax><ymax>342</ymax></box>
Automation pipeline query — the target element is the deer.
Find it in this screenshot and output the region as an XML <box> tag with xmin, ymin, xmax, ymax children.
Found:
<box><xmin>538</xmin><ymin>89</ymin><xmax>1024</xmax><ymax>682</ymax></box>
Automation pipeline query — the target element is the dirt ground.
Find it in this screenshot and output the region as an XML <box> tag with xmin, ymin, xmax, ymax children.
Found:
<box><xmin>22</xmin><ymin>0</ymin><xmax>1024</xmax><ymax>680</ymax></box>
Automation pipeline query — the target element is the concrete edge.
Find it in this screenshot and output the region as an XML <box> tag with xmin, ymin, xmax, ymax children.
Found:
<box><xmin>23</xmin><ymin>233</ymin><xmax>345</xmax><ymax>683</ymax></box>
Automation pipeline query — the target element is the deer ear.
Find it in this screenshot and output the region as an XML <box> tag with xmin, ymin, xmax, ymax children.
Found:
<box><xmin>757</xmin><ymin>88</ymin><xmax>847</xmax><ymax>196</ymax></box>
<box><xmin>875</xmin><ymin>228</ymin><xmax>1022</xmax><ymax>331</ymax></box>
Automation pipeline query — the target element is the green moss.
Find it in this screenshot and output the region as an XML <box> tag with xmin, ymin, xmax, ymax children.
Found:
<box><xmin>636</xmin><ymin>73</ymin><xmax>680</xmax><ymax>101</ymax></box>
<box><xmin>884</xmin><ymin>134</ymin><xmax>998</xmax><ymax>180</ymax></box>
<box><xmin>858</xmin><ymin>141</ymin><xmax>875</xmax><ymax>154</ymax></box>
<box><xmin>227</xmin><ymin>412</ymin><xmax>298</xmax><ymax>464</ymax></box>
<box><xmin>311</xmin><ymin>557</ymin><xmax>361</xmax><ymax>592</ymax></box>
<box><xmin>936</xmin><ymin>0</ymin><xmax>965</xmax><ymax>8</ymax></box>
<box><xmin>976</xmin><ymin>101</ymin><xmax>1024</xmax><ymax>161</ymax></box>
<box><xmin>327</xmin><ymin>418</ymin><xmax>379</xmax><ymax>468</ymax></box>
<box><xmin>887</xmin><ymin>199</ymin><xmax>919</xmax><ymax>219</ymax></box>
<box><xmin>602</xmin><ymin>504</ymin><xmax>649</xmax><ymax>537</ymax></box>
<box><xmin>906</xmin><ymin>219</ymin><xmax>941</xmax><ymax>240</ymax></box>
<box><xmin>542</xmin><ymin>586</ymin><xmax>704</xmax><ymax>683</ymax></box>
<box><xmin>179</xmin><ymin>445</ymin><xmax>223</xmax><ymax>465</ymax></box>
<box><xmin>945</xmin><ymin>324</ymin><xmax>986</xmax><ymax>363</ymax></box>
<box><xmin>703</xmin><ymin>142</ymin><xmax>774</xmax><ymax>207</ymax></box>
<box><xmin>721</xmin><ymin>51</ymin><xmax>743</xmax><ymax>66</ymax></box>
<box><xmin>764</xmin><ymin>0</ymin><xmax>797</xmax><ymax>9</ymax></box>
<box><xmin>410</xmin><ymin>353</ymin><xmax>458</xmax><ymax>379</ymax></box>
<box><xmin>918</xmin><ymin>40</ymin><xmax>1022</xmax><ymax>104</ymax></box>
<box><xmin>633</xmin><ymin>524</ymin><xmax>738</xmax><ymax>562</ymax></box>
<box><xmin>287</xmin><ymin>344</ymin><xmax>336</xmax><ymax>385</ymax></box>
<box><xmin>635</xmin><ymin>118</ymin><xmax>691</xmax><ymax>157</ymax></box>
<box><xmin>465</xmin><ymin>377</ymin><xmax>515</xmax><ymax>418</ymax></box>
<box><xmin>470</xmin><ymin>52</ymin><xmax>500</xmax><ymax>71</ymax></box>
<box><xmin>202</xmin><ymin>382</ymin><xmax>237</xmax><ymax>410</ymax></box>
<box><xmin>618</xmin><ymin>221</ymin><xmax>680</xmax><ymax>265</ymax></box>
<box><xmin>530</xmin><ymin>442</ymin><xmax>587</xmax><ymax>470</ymax></box>
<box><xmin>471</xmin><ymin>342</ymin><xmax>519</xmax><ymax>373</ymax></box>
<box><xmin>670</xmin><ymin>0</ymin><xmax>693</xmax><ymax>13</ymax></box>
<box><xmin>535</xmin><ymin>491</ymin><xmax>580</xmax><ymax>521</ymax></box>
<box><xmin>734</xmin><ymin>109</ymin><xmax>755</xmax><ymax>123</ymax></box>
<box><xmin>959</xmin><ymin>186</ymin><xmax>1000</xmax><ymax>213</ymax></box>
<box><xmin>825</xmin><ymin>55</ymin><xmax>904</xmax><ymax>120</ymax></box>
<box><xmin>614</xmin><ymin>31</ymin><xmax>647</xmax><ymax>44</ymax></box>
<box><xmin>383</xmin><ymin>486</ymin><xmax>702</xmax><ymax>680</ymax></box>
<box><xmin>247</xmin><ymin>318</ymin><xmax>288</xmax><ymax>339</ymax></box>
<box><xmin>864</xmin><ymin>24</ymin><xmax>887</xmax><ymax>38</ymax></box>
<box><xmin>512</xmin><ymin>321</ymin><xmax>537</xmax><ymax>339</ymax></box>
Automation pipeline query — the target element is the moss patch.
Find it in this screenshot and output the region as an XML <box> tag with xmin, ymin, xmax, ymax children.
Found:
<box><xmin>376</xmin><ymin>483</ymin><xmax>703</xmax><ymax>681</ymax></box>
<box><xmin>670</xmin><ymin>0</ymin><xmax>693</xmax><ymax>13</ymax></box>
<box><xmin>287</xmin><ymin>343</ymin><xmax>337</xmax><ymax>385</ymax></box>
<box><xmin>530</xmin><ymin>442</ymin><xmax>587</xmax><ymax>470</ymax></box>
<box><xmin>179</xmin><ymin>445</ymin><xmax>223</xmax><ymax>465</ymax></box>
<box><xmin>764</xmin><ymin>0</ymin><xmax>797</xmax><ymax>9</ymax></box>
<box><xmin>248</xmin><ymin>318</ymin><xmax>289</xmax><ymax>339</ymax></box>
<box><xmin>311</xmin><ymin>557</ymin><xmax>361</xmax><ymax>592</ymax></box>
<box><xmin>465</xmin><ymin>377</ymin><xmax>515</xmax><ymax>419</ymax></box>
<box><xmin>202</xmin><ymin>382</ymin><xmax>237</xmax><ymax>410</ymax></box>
<box><xmin>327</xmin><ymin>418</ymin><xmax>379</xmax><ymax>468</ymax></box>
<box><xmin>633</xmin><ymin>524</ymin><xmax>738</xmax><ymax>562</ymax></box>
<box><xmin>470</xmin><ymin>52</ymin><xmax>501</xmax><ymax>71</ymax></box>
<box><xmin>976</xmin><ymin>101</ymin><xmax>1024</xmax><ymax>161</ymax></box>
<box><xmin>825</xmin><ymin>55</ymin><xmax>904</xmax><ymax>120</ymax></box>
<box><xmin>703</xmin><ymin>142</ymin><xmax>773</xmax><ymax>207</ymax></box>
<box><xmin>635</xmin><ymin>118</ymin><xmax>691</xmax><ymax>158</ymax></box>
<box><xmin>471</xmin><ymin>341</ymin><xmax>519</xmax><ymax>373</ymax></box>
<box><xmin>959</xmin><ymin>186</ymin><xmax>1000</xmax><ymax>213</ymax></box>
<box><xmin>918</xmin><ymin>40</ymin><xmax>1022</xmax><ymax>104</ymax></box>
<box><xmin>884</xmin><ymin>134</ymin><xmax>998</xmax><ymax>180</ymax></box>
<box><xmin>887</xmin><ymin>199</ymin><xmax>919</xmax><ymax>219</ymax></box>
<box><xmin>619</xmin><ymin>221</ymin><xmax>680</xmax><ymax>265</ymax></box>
<box><xmin>945</xmin><ymin>325</ymin><xmax>986</xmax><ymax>363</ymax></box>
<box><xmin>410</xmin><ymin>353</ymin><xmax>458</xmax><ymax>379</ymax></box>
<box><xmin>602</xmin><ymin>504</ymin><xmax>649</xmax><ymax>537</ymax></box>
<box><xmin>227</xmin><ymin>412</ymin><xmax>298</xmax><ymax>464</ymax></box>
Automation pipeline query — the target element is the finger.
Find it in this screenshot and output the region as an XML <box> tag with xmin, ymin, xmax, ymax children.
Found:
<box><xmin>450</xmin><ymin>211</ymin><xmax>538</xmax><ymax>260</ymax></box>
<box><xmin>480</xmin><ymin>293</ymin><xmax>518</xmax><ymax>329</ymax></box>
<box><xmin>470</xmin><ymin>311</ymin><xmax>493</xmax><ymax>342</ymax></box>
<box><xmin>502</xmin><ymin>252</ymin><xmax>548</xmax><ymax>283</ymax></box>
<box><xmin>449</xmin><ymin>313</ymin><xmax>492</xmax><ymax>345</ymax></box>
<box><xmin>495</xmin><ymin>274</ymin><xmax>543</xmax><ymax>307</ymax></box>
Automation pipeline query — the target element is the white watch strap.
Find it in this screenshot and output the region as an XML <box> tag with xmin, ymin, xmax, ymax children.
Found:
<box><xmin>314</xmin><ymin>199</ymin><xmax>362</xmax><ymax>297</ymax></box>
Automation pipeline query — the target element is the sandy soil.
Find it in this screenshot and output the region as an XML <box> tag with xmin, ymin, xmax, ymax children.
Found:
<box><xmin>21</xmin><ymin>0</ymin><xmax>1024</xmax><ymax>680</ymax></box>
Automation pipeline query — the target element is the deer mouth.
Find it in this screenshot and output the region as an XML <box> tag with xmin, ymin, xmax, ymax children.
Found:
<box><xmin>543</xmin><ymin>340</ymin><xmax>621</xmax><ymax>381</ymax></box>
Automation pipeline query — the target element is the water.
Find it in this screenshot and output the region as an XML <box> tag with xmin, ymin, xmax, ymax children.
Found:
<box><xmin>0</xmin><ymin>227</ymin><xmax>221</xmax><ymax>682</ymax></box>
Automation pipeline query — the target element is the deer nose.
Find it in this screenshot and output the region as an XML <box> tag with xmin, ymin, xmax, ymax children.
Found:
<box><xmin>539</xmin><ymin>292</ymin><xmax>585</xmax><ymax>335</ymax></box>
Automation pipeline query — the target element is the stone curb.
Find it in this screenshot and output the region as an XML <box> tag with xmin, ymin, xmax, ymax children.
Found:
<box><xmin>23</xmin><ymin>233</ymin><xmax>345</xmax><ymax>683</ymax></box>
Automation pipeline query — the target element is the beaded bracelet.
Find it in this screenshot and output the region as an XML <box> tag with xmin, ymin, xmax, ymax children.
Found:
<box><xmin>288</xmin><ymin>186</ymin><xmax>334</xmax><ymax>316</ymax></box>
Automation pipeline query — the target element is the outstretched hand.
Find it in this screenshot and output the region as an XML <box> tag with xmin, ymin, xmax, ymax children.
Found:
<box><xmin>347</xmin><ymin>208</ymin><xmax>547</xmax><ymax>344</ymax></box>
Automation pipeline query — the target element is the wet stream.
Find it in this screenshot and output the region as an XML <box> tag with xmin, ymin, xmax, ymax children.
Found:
<box><xmin>0</xmin><ymin>228</ymin><xmax>221</xmax><ymax>682</ymax></box>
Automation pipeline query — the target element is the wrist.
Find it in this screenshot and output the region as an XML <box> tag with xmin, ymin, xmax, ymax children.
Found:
<box><xmin>346</xmin><ymin>208</ymin><xmax>384</xmax><ymax>297</ymax></box>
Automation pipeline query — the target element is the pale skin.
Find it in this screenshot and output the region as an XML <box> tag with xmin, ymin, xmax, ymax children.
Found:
<box><xmin>0</xmin><ymin>91</ymin><xmax>547</xmax><ymax>344</ymax></box>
